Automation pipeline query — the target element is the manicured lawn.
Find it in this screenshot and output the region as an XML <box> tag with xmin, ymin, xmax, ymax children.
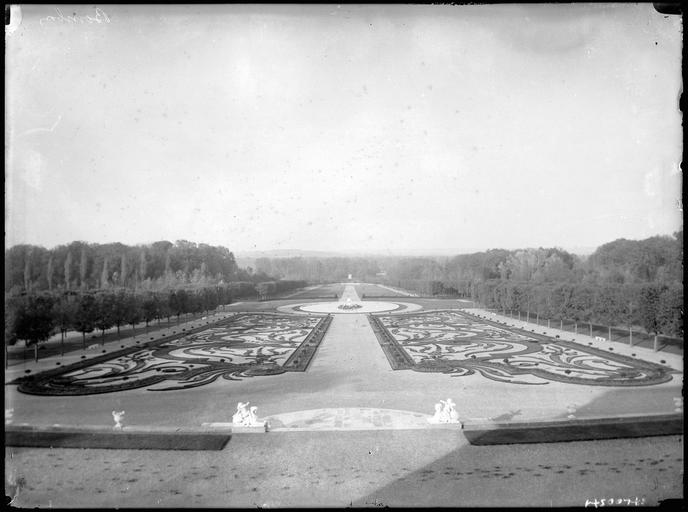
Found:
<box><xmin>354</xmin><ymin>283</ymin><xmax>409</xmax><ymax>297</ymax></box>
<box><xmin>282</xmin><ymin>283</ymin><xmax>345</xmax><ymax>299</ymax></box>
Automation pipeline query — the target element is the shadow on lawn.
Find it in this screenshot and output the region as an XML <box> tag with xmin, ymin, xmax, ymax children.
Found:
<box><xmin>355</xmin><ymin>387</ymin><xmax>683</xmax><ymax>507</ymax></box>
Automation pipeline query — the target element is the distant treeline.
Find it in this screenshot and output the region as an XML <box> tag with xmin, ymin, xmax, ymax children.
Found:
<box><xmin>5</xmin><ymin>240</ymin><xmax>249</xmax><ymax>294</ymax></box>
<box><xmin>252</xmin><ymin>233</ymin><xmax>682</xmax><ymax>286</ymax></box>
<box><xmin>252</xmin><ymin>233</ymin><xmax>683</xmax><ymax>337</ymax></box>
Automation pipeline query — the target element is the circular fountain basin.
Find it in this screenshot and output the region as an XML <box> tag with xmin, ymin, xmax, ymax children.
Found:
<box><xmin>298</xmin><ymin>301</ymin><xmax>400</xmax><ymax>314</ymax></box>
<box><xmin>278</xmin><ymin>301</ymin><xmax>423</xmax><ymax>315</ymax></box>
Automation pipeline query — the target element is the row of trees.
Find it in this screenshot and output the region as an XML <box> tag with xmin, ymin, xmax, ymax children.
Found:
<box><xmin>255</xmin><ymin>280</ymin><xmax>308</xmax><ymax>300</ymax></box>
<box><xmin>4</xmin><ymin>280</ymin><xmax>301</xmax><ymax>363</ymax></box>
<box><xmin>5</xmin><ymin>233</ymin><xmax>683</xmax><ymax>340</ymax></box>
<box><xmin>462</xmin><ymin>280</ymin><xmax>682</xmax><ymax>338</ymax></box>
<box><xmin>5</xmin><ymin>240</ymin><xmax>246</xmax><ymax>294</ymax></box>
<box><xmin>248</xmin><ymin>233</ymin><xmax>683</xmax><ymax>337</ymax></box>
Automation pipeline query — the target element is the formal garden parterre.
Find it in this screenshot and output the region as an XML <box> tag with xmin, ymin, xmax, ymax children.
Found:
<box><xmin>12</xmin><ymin>313</ymin><xmax>332</xmax><ymax>395</ymax></box>
<box><xmin>369</xmin><ymin>310</ymin><xmax>676</xmax><ymax>386</ymax></box>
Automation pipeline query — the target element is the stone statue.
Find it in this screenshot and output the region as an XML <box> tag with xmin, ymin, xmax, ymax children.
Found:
<box><xmin>232</xmin><ymin>402</ymin><xmax>250</xmax><ymax>425</ymax></box>
<box><xmin>442</xmin><ymin>398</ymin><xmax>459</xmax><ymax>423</ymax></box>
<box><xmin>427</xmin><ymin>398</ymin><xmax>461</xmax><ymax>425</ymax></box>
<box><xmin>430</xmin><ymin>403</ymin><xmax>443</xmax><ymax>423</ymax></box>
<box><xmin>232</xmin><ymin>401</ymin><xmax>264</xmax><ymax>427</ymax></box>
<box><xmin>112</xmin><ymin>410</ymin><xmax>125</xmax><ymax>429</ymax></box>
<box><xmin>248</xmin><ymin>406</ymin><xmax>259</xmax><ymax>425</ymax></box>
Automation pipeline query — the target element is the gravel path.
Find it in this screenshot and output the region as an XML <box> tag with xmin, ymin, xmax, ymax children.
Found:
<box><xmin>6</xmin><ymin>433</ymin><xmax>683</xmax><ymax>507</ymax></box>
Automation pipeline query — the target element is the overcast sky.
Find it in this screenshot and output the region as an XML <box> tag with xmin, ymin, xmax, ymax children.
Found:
<box><xmin>5</xmin><ymin>4</ymin><xmax>682</xmax><ymax>255</ymax></box>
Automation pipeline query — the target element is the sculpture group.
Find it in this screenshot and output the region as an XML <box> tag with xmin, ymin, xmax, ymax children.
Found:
<box><xmin>232</xmin><ymin>401</ymin><xmax>264</xmax><ymax>427</ymax></box>
<box><xmin>338</xmin><ymin>297</ymin><xmax>362</xmax><ymax>310</ymax></box>
<box><xmin>428</xmin><ymin>398</ymin><xmax>461</xmax><ymax>425</ymax></box>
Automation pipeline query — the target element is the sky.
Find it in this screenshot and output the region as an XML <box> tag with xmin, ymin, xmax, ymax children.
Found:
<box><xmin>5</xmin><ymin>4</ymin><xmax>683</xmax><ymax>255</ymax></box>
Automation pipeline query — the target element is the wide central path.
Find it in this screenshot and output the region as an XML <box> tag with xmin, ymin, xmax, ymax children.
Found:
<box><xmin>338</xmin><ymin>283</ymin><xmax>362</xmax><ymax>302</ymax></box>
<box><xmin>309</xmin><ymin>315</ymin><xmax>389</xmax><ymax>378</ymax></box>
<box><xmin>266</xmin><ymin>299</ymin><xmax>434</xmax><ymax>430</ymax></box>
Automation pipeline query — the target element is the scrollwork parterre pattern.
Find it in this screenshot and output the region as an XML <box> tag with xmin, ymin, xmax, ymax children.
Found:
<box><xmin>369</xmin><ymin>310</ymin><xmax>675</xmax><ymax>386</ymax></box>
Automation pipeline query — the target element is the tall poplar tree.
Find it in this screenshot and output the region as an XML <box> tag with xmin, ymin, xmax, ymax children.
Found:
<box><xmin>46</xmin><ymin>255</ymin><xmax>54</xmax><ymax>291</ymax></box>
<box><xmin>64</xmin><ymin>251</ymin><xmax>73</xmax><ymax>290</ymax></box>
<box><xmin>101</xmin><ymin>257</ymin><xmax>109</xmax><ymax>289</ymax></box>
<box><xmin>120</xmin><ymin>253</ymin><xmax>128</xmax><ymax>287</ymax></box>
<box><xmin>80</xmin><ymin>247</ymin><xmax>88</xmax><ymax>290</ymax></box>
<box><xmin>23</xmin><ymin>249</ymin><xmax>31</xmax><ymax>292</ymax></box>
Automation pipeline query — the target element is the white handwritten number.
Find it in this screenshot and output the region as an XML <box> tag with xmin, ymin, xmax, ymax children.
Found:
<box><xmin>40</xmin><ymin>7</ymin><xmax>110</xmax><ymax>26</ymax></box>
<box><xmin>587</xmin><ymin>497</ymin><xmax>644</xmax><ymax>507</ymax></box>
